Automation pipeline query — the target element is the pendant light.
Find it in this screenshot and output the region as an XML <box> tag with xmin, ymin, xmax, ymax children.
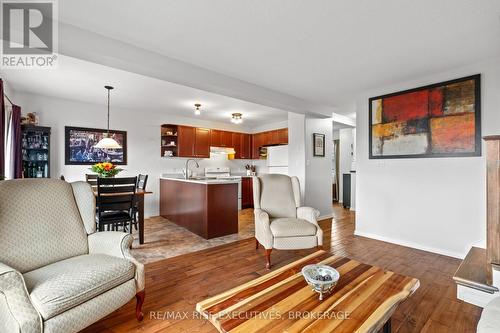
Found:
<box><xmin>94</xmin><ymin>86</ymin><xmax>122</xmax><ymax>149</ymax></box>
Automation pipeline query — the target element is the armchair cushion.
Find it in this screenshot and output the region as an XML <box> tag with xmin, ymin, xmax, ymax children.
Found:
<box><xmin>23</xmin><ymin>254</ymin><xmax>134</xmax><ymax>320</ymax></box>
<box><xmin>258</xmin><ymin>174</ymin><xmax>297</xmax><ymax>218</ymax></box>
<box><xmin>270</xmin><ymin>218</ymin><xmax>317</xmax><ymax>238</ymax></box>
<box><xmin>477</xmin><ymin>297</ymin><xmax>500</xmax><ymax>333</ymax></box>
<box><xmin>88</xmin><ymin>232</ymin><xmax>145</xmax><ymax>292</ymax></box>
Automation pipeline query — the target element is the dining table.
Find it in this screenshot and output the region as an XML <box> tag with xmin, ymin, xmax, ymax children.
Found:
<box><xmin>92</xmin><ymin>188</ymin><xmax>153</xmax><ymax>244</ymax></box>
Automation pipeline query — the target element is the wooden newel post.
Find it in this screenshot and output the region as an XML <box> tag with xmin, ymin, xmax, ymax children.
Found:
<box><xmin>484</xmin><ymin>136</ymin><xmax>500</xmax><ymax>284</ymax></box>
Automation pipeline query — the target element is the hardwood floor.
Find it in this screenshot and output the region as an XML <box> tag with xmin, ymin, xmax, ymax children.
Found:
<box><xmin>82</xmin><ymin>204</ymin><xmax>482</xmax><ymax>333</ymax></box>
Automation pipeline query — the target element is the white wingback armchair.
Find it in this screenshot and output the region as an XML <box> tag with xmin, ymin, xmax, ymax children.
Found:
<box><xmin>253</xmin><ymin>174</ymin><xmax>323</xmax><ymax>268</ymax></box>
<box><xmin>0</xmin><ymin>179</ymin><xmax>145</xmax><ymax>333</ymax></box>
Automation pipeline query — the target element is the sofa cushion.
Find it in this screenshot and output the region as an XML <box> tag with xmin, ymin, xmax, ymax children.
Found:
<box><xmin>270</xmin><ymin>218</ymin><xmax>317</xmax><ymax>238</ymax></box>
<box><xmin>23</xmin><ymin>254</ymin><xmax>135</xmax><ymax>320</ymax></box>
<box><xmin>477</xmin><ymin>297</ymin><xmax>500</xmax><ymax>333</ymax></box>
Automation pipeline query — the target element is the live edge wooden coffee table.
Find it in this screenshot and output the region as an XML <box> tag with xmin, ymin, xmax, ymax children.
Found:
<box><xmin>196</xmin><ymin>251</ymin><xmax>419</xmax><ymax>333</ymax></box>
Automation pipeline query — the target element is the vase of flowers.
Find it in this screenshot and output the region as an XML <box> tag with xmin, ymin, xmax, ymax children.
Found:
<box><xmin>90</xmin><ymin>162</ymin><xmax>123</xmax><ymax>178</ymax></box>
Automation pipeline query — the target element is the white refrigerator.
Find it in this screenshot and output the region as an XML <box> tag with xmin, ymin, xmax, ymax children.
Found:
<box><xmin>267</xmin><ymin>145</ymin><xmax>288</xmax><ymax>175</ymax></box>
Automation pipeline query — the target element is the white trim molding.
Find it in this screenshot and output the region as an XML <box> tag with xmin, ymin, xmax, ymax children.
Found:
<box><xmin>354</xmin><ymin>230</ymin><xmax>466</xmax><ymax>259</ymax></box>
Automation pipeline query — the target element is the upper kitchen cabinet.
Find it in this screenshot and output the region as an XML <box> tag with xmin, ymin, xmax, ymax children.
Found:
<box><xmin>278</xmin><ymin>128</ymin><xmax>288</xmax><ymax>144</ymax></box>
<box><xmin>251</xmin><ymin>132</ymin><xmax>263</xmax><ymax>159</ymax></box>
<box><xmin>174</xmin><ymin>125</ymin><xmax>210</xmax><ymax>158</ymax></box>
<box><xmin>177</xmin><ymin>125</ymin><xmax>196</xmax><ymax>157</ymax></box>
<box><xmin>221</xmin><ymin>131</ymin><xmax>232</xmax><ymax>147</ymax></box>
<box><xmin>232</xmin><ymin>133</ymin><xmax>251</xmax><ymax>159</ymax></box>
<box><xmin>241</xmin><ymin>134</ymin><xmax>252</xmax><ymax>159</ymax></box>
<box><xmin>232</xmin><ymin>132</ymin><xmax>242</xmax><ymax>158</ymax></box>
<box><xmin>210</xmin><ymin>129</ymin><xmax>222</xmax><ymax>147</ymax></box>
<box><xmin>161</xmin><ymin>124</ymin><xmax>179</xmax><ymax>157</ymax></box>
<box><xmin>194</xmin><ymin>128</ymin><xmax>210</xmax><ymax>158</ymax></box>
<box><xmin>212</xmin><ymin>130</ymin><xmax>232</xmax><ymax>147</ymax></box>
<box><xmin>162</xmin><ymin>124</ymin><xmax>287</xmax><ymax>159</ymax></box>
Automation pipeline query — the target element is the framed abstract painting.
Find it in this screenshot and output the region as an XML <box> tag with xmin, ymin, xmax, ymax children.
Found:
<box><xmin>369</xmin><ymin>74</ymin><xmax>481</xmax><ymax>159</ymax></box>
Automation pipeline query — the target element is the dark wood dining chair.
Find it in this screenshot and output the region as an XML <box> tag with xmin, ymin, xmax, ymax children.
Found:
<box><xmin>86</xmin><ymin>174</ymin><xmax>98</xmax><ymax>188</ymax></box>
<box><xmin>137</xmin><ymin>174</ymin><xmax>148</xmax><ymax>190</ymax></box>
<box><xmin>132</xmin><ymin>174</ymin><xmax>148</xmax><ymax>231</ymax></box>
<box><xmin>96</xmin><ymin>176</ymin><xmax>137</xmax><ymax>233</ymax></box>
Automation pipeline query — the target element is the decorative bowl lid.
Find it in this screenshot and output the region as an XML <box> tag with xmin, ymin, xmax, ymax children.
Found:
<box><xmin>302</xmin><ymin>265</ymin><xmax>340</xmax><ymax>285</ymax></box>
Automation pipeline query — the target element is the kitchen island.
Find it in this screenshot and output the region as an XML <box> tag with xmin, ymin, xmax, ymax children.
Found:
<box><xmin>159</xmin><ymin>176</ymin><xmax>239</xmax><ymax>239</ymax></box>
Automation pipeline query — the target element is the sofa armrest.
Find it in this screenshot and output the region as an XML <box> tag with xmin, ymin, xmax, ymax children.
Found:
<box><xmin>0</xmin><ymin>262</ymin><xmax>42</xmax><ymax>333</ymax></box>
<box><xmin>297</xmin><ymin>206</ymin><xmax>320</xmax><ymax>226</ymax></box>
<box><xmin>297</xmin><ymin>207</ymin><xmax>323</xmax><ymax>246</ymax></box>
<box><xmin>88</xmin><ymin>232</ymin><xmax>145</xmax><ymax>292</ymax></box>
<box><xmin>254</xmin><ymin>209</ymin><xmax>273</xmax><ymax>249</ymax></box>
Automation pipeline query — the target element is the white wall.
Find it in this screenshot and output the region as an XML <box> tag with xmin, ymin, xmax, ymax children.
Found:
<box><xmin>287</xmin><ymin>112</ymin><xmax>306</xmax><ymax>200</ymax></box>
<box><xmin>305</xmin><ymin>117</ymin><xmax>333</xmax><ymax>218</ymax></box>
<box><xmin>339</xmin><ymin>128</ymin><xmax>355</xmax><ymax>204</ymax></box>
<box><xmin>333</xmin><ymin>129</ymin><xmax>340</xmax><ymax>141</ymax></box>
<box><xmin>13</xmin><ymin>92</ymin><xmax>272</xmax><ymax>217</ymax></box>
<box><xmin>355</xmin><ymin>57</ymin><xmax>500</xmax><ymax>259</ymax></box>
<box><xmin>251</xmin><ymin>120</ymin><xmax>288</xmax><ymax>133</ymax></box>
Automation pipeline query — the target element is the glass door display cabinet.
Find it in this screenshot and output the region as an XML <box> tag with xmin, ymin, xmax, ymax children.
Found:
<box><xmin>21</xmin><ymin>125</ymin><xmax>51</xmax><ymax>178</ymax></box>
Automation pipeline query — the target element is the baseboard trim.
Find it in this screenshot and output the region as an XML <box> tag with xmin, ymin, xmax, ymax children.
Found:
<box><xmin>354</xmin><ymin>230</ymin><xmax>465</xmax><ymax>259</ymax></box>
<box><xmin>318</xmin><ymin>213</ymin><xmax>333</xmax><ymax>221</ymax></box>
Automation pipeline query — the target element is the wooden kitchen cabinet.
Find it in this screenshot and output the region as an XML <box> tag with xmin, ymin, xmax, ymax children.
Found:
<box><xmin>261</xmin><ymin>131</ymin><xmax>271</xmax><ymax>146</ymax></box>
<box><xmin>211</xmin><ymin>130</ymin><xmax>222</xmax><ymax>147</ymax></box>
<box><xmin>278</xmin><ymin>128</ymin><xmax>288</xmax><ymax>144</ymax></box>
<box><xmin>164</xmin><ymin>123</ymin><xmax>287</xmax><ymax>159</ymax></box>
<box><xmin>178</xmin><ymin>125</ymin><xmax>195</xmax><ymax>157</ymax></box>
<box><xmin>241</xmin><ymin>134</ymin><xmax>252</xmax><ymax>159</ymax></box>
<box><xmin>233</xmin><ymin>133</ymin><xmax>252</xmax><ymax>159</ymax></box>
<box><xmin>194</xmin><ymin>128</ymin><xmax>210</xmax><ymax>157</ymax></box>
<box><xmin>232</xmin><ymin>132</ymin><xmax>242</xmax><ymax>158</ymax></box>
<box><xmin>270</xmin><ymin>130</ymin><xmax>280</xmax><ymax>145</ymax></box>
<box><xmin>221</xmin><ymin>131</ymin><xmax>232</xmax><ymax>147</ymax></box>
<box><xmin>251</xmin><ymin>132</ymin><xmax>262</xmax><ymax>159</ymax></box>
<box><xmin>241</xmin><ymin>177</ymin><xmax>254</xmax><ymax>208</ymax></box>
<box><xmin>178</xmin><ymin>126</ymin><xmax>210</xmax><ymax>157</ymax></box>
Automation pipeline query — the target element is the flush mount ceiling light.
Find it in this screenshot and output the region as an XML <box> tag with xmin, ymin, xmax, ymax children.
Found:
<box><xmin>231</xmin><ymin>113</ymin><xmax>243</xmax><ymax>124</ymax></box>
<box><xmin>194</xmin><ymin>103</ymin><xmax>202</xmax><ymax>115</ymax></box>
<box><xmin>94</xmin><ymin>86</ymin><xmax>122</xmax><ymax>149</ymax></box>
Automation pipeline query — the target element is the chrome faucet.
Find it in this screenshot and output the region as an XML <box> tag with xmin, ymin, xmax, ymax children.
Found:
<box><xmin>184</xmin><ymin>159</ymin><xmax>200</xmax><ymax>179</ymax></box>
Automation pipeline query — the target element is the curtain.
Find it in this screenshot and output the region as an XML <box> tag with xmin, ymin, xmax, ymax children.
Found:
<box><xmin>4</xmin><ymin>104</ymin><xmax>22</xmax><ymax>179</ymax></box>
<box><xmin>12</xmin><ymin>105</ymin><xmax>22</xmax><ymax>178</ymax></box>
<box><xmin>0</xmin><ymin>79</ymin><xmax>5</xmax><ymax>178</ymax></box>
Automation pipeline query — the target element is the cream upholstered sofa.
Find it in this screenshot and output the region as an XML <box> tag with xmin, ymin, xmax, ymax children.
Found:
<box><xmin>0</xmin><ymin>179</ymin><xmax>145</xmax><ymax>333</ymax></box>
<box><xmin>253</xmin><ymin>174</ymin><xmax>323</xmax><ymax>268</ymax></box>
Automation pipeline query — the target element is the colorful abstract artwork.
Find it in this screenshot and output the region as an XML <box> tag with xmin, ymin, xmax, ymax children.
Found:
<box><xmin>369</xmin><ymin>75</ymin><xmax>481</xmax><ymax>159</ymax></box>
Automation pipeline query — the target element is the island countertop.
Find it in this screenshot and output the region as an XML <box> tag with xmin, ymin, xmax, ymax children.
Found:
<box><xmin>160</xmin><ymin>175</ymin><xmax>240</xmax><ymax>185</ymax></box>
<box><xmin>160</xmin><ymin>177</ymin><xmax>238</xmax><ymax>239</ymax></box>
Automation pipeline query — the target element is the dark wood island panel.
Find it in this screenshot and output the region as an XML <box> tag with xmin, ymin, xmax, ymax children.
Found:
<box><xmin>159</xmin><ymin>179</ymin><xmax>238</xmax><ymax>239</ymax></box>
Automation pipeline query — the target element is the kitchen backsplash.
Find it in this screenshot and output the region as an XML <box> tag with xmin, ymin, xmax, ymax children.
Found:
<box><xmin>159</xmin><ymin>153</ymin><xmax>268</xmax><ymax>176</ymax></box>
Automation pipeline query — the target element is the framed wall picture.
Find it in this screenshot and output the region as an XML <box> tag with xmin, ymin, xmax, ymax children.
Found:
<box><xmin>369</xmin><ymin>74</ymin><xmax>481</xmax><ymax>159</ymax></box>
<box><xmin>65</xmin><ymin>126</ymin><xmax>127</xmax><ymax>165</ymax></box>
<box><xmin>313</xmin><ymin>133</ymin><xmax>325</xmax><ymax>157</ymax></box>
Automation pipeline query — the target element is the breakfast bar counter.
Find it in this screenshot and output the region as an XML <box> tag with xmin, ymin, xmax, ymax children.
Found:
<box><xmin>159</xmin><ymin>176</ymin><xmax>239</xmax><ymax>239</ymax></box>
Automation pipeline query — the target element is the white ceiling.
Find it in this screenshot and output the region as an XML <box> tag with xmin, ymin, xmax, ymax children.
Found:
<box><xmin>56</xmin><ymin>0</ymin><xmax>500</xmax><ymax>108</ymax></box>
<box><xmin>1</xmin><ymin>55</ymin><xmax>288</xmax><ymax>128</ymax></box>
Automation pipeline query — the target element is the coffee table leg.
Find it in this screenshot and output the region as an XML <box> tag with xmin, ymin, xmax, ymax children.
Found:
<box><xmin>382</xmin><ymin>318</ymin><xmax>391</xmax><ymax>333</ymax></box>
<box><xmin>138</xmin><ymin>195</ymin><xmax>145</xmax><ymax>244</ymax></box>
